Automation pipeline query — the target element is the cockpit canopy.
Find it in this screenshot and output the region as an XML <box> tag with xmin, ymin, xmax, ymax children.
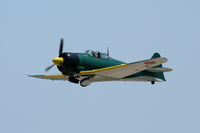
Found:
<box><xmin>84</xmin><ymin>49</ymin><xmax>109</xmax><ymax>59</ymax></box>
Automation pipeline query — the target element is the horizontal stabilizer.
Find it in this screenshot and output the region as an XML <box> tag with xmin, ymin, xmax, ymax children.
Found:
<box><xmin>146</xmin><ymin>67</ymin><xmax>173</xmax><ymax>73</ymax></box>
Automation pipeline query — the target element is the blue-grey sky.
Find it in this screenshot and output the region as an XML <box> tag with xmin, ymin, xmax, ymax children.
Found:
<box><xmin>1</xmin><ymin>0</ymin><xmax>200</xmax><ymax>133</ymax></box>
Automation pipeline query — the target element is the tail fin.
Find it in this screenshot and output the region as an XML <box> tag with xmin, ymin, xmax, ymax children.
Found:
<box><xmin>151</xmin><ymin>52</ymin><xmax>166</xmax><ymax>81</ymax></box>
<box><xmin>151</xmin><ymin>52</ymin><xmax>161</xmax><ymax>59</ymax></box>
<box><xmin>151</xmin><ymin>52</ymin><xmax>163</xmax><ymax>69</ymax></box>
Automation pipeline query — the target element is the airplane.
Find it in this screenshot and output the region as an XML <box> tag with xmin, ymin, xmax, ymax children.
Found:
<box><xmin>28</xmin><ymin>38</ymin><xmax>172</xmax><ymax>87</ymax></box>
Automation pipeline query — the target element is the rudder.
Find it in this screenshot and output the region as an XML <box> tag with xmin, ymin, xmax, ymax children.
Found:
<box><xmin>151</xmin><ymin>52</ymin><xmax>166</xmax><ymax>81</ymax></box>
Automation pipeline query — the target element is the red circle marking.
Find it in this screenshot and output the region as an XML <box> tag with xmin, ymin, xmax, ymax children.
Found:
<box><xmin>144</xmin><ymin>61</ymin><xmax>156</xmax><ymax>65</ymax></box>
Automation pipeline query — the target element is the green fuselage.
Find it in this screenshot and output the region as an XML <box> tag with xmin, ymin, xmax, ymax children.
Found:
<box><xmin>77</xmin><ymin>53</ymin><xmax>125</xmax><ymax>71</ymax></box>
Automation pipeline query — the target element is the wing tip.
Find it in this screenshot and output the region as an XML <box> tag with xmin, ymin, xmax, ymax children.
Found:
<box><xmin>27</xmin><ymin>74</ymin><xmax>45</xmax><ymax>78</ymax></box>
<box><xmin>26</xmin><ymin>74</ymin><xmax>33</xmax><ymax>77</ymax></box>
<box><xmin>167</xmin><ymin>68</ymin><xmax>173</xmax><ymax>72</ymax></box>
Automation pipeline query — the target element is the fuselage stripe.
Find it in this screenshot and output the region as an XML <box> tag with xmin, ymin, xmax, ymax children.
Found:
<box><xmin>80</xmin><ymin>64</ymin><xmax>127</xmax><ymax>74</ymax></box>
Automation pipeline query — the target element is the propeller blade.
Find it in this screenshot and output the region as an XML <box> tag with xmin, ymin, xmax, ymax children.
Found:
<box><xmin>59</xmin><ymin>38</ymin><xmax>64</xmax><ymax>56</ymax></box>
<box><xmin>45</xmin><ymin>64</ymin><xmax>55</xmax><ymax>72</ymax></box>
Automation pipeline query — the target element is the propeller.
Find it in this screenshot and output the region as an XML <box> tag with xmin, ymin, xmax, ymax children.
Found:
<box><xmin>59</xmin><ymin>38</ymin><xmax>64</xmax><ymax>57</ymax></box>
<box><xmin>45</xmin><ymin>64</ymin><xmax>55</xmax><ymax>72</ymax></box>
<box><xmin>45</xmin><ymin>38</ymin><xmax>64</xmax><ymax>72</ymax></box>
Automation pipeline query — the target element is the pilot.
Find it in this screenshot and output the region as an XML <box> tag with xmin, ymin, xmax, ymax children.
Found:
<box><xmin>97</xmin><ymin>52</ymin><xmax>101</xmax><ymax>58</ymax></box>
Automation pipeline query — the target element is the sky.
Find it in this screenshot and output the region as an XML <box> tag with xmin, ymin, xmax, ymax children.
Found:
<box><xmin>1</xmin><ymin>0</ymin><xmax>200</xmax><ymax>133</ymax></box>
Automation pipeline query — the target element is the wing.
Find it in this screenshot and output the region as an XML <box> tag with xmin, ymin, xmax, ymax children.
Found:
<box><xmin>28</xmin><ymin>74</ymin><xmax>117</xmax><ymax>83</ymax></box>
<box><xmin>28</xmin><ymin>75</ymin><xmax>69</xmax><ymax>81</ymax></box>
<box><xmin>80</xmin><ymin>57</ymin><xmax>168</xmax><ymax>78</ymax></box>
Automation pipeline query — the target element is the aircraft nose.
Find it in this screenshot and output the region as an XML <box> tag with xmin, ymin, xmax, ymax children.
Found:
<box><xmin>53</xmin><ymin>57</ymin><xmax>64</xmax><ymax>66</ymax></box>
